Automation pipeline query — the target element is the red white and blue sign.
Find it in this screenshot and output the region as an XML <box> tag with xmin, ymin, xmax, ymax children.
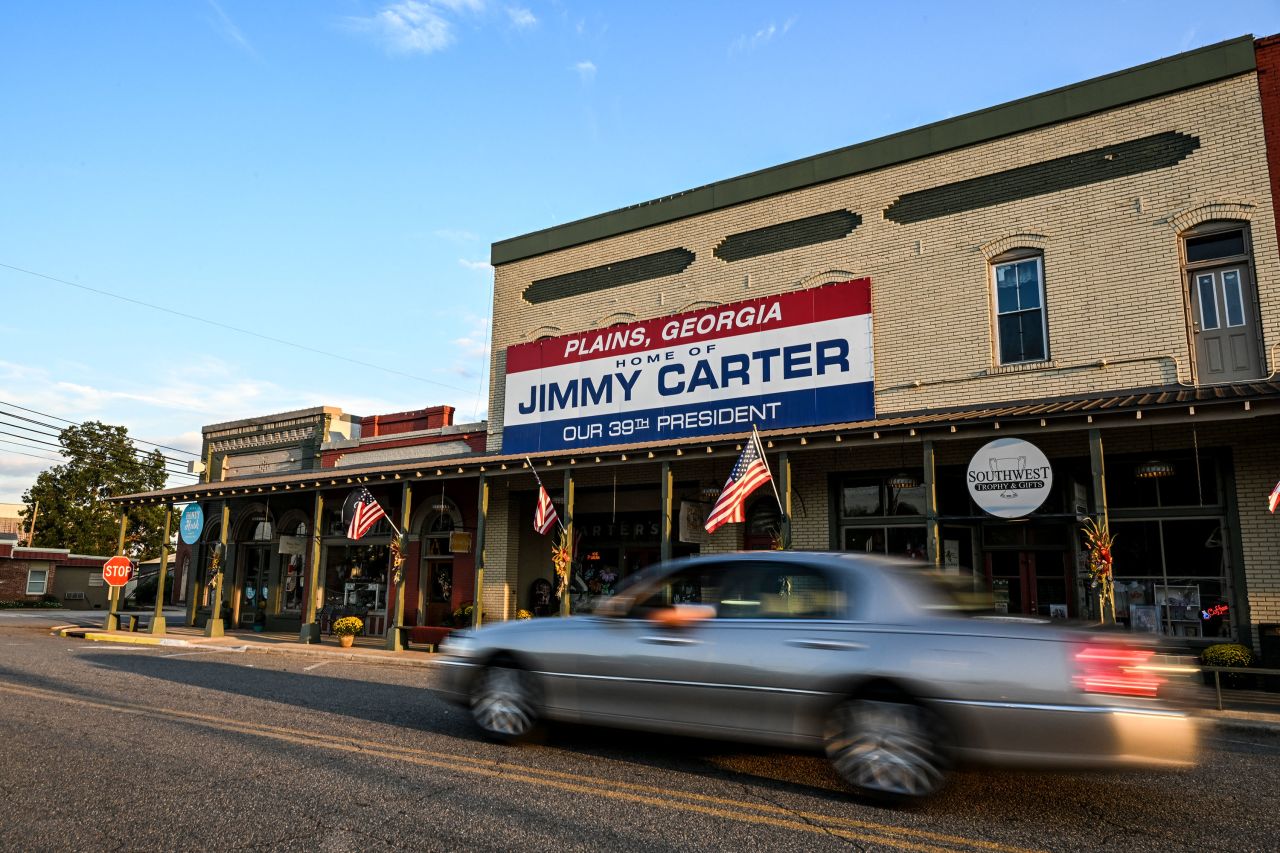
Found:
<box><xmin>501</xmin><ymin>279</ymin><xmax>875</xmax><ymax>453</ymax></box>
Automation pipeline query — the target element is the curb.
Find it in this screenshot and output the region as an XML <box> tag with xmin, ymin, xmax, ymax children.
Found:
<box><xmin>56</xmin><ymin>627</ymin><xmax>438</xmax><ymax>668</ymax></box>
<box><xmin>1206</xmin><ymin>715</ymin><xmax>1280</xmax><ymax>735</ymax></box>
<box><xmin>232</xmin><ymin>642</ymin><xmax>439</xmax><ymax>669</ymax></box>
<box><xmin>59</xmin><ymin>629</ymin><xmax>194</xmax><ymax>648</ymax></box>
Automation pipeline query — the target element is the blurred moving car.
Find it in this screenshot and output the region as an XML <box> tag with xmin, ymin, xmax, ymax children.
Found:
<box><xmin>435</xmin><ymin>552</ymin><xmax>1198</xmax><ymax>800</ymax></box>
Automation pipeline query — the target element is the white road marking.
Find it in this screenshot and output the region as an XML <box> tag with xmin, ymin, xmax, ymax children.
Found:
<box><xmin>303</xmin><ymin>661</ymin><xmax>332</xmax><ymax>672</ymax></box>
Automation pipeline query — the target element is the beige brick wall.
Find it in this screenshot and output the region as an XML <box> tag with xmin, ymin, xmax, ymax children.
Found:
<box><xmin>488</xmin><ymin>73</ymin><xmax>1278</xmax><ymax>451</ymax></box>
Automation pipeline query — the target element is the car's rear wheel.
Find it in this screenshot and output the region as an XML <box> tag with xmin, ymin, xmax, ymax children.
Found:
<box><xmin>470</xmin><ymin>661</ymin><xmax>539</xmax><ymax>742</ymax></box>
<box><xmin>825</xmin><ymin>697</ymin><xmax>947</xmax><ymax>801</ymax></box>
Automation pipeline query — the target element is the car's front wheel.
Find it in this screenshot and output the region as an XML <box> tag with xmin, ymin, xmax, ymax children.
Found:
<box><xmin>470</xmin><ymin>662</ymin><xmax>539</xmax><ymax>742</ymax></box>
<box><xmin>825</xmin><ymin>697</ymin><xmax>947</xmax><ymax>801</ymax></box>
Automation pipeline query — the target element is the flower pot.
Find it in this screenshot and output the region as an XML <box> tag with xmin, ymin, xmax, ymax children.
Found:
<box><xmin>338</xmin><ymin>634</ymin><xmax>354</xmax><ymax>648</ymax></box>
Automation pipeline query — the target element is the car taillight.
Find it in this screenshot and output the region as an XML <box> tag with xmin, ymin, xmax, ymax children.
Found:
<box><xmin>1073</xmin><ymin>644</ymin><xmax>1162</xmax><ymax>698</ymax></box>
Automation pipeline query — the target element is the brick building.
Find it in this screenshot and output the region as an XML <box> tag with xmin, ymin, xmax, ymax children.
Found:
<box><xmin>115</xmin><ymin>35</ymin><xmax>1280</xmax><ymax>656</ymax></box>
<box><xmin>0</xmin><ymin>534</ymin><xmax>107</xmax><ymax>605</ymax></box>
<box><xmin>166</xmin><ymin>405</ymin><xmax>486</xmax><ymax>641</ymax></box>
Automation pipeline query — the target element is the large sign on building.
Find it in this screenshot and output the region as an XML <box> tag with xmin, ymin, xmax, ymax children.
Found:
<box><xmin>502</xmin><ymin>279</ymin><xmax>874</xmax><ymax>453</ymax></box>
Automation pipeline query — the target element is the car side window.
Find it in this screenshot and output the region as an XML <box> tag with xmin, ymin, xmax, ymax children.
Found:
<box><xmin>718</xmin><ymin>562</ymin><xmax>846</xmax><ymax>620</ymax></box>
<box><xmin>631</xmin><ymin>564</ymin><xmax>727</xmax><ymax>615</ymax></box>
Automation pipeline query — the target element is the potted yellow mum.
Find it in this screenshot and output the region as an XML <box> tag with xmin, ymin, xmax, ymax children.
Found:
<box><xmin>332</xmin><ymin>616</ymin><xmax>363</xmax><ymax>648</ymax></box>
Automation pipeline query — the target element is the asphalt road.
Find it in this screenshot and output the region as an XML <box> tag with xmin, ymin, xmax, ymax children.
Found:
<box><xmin>0</xmin><ymin>625</ymin><xmax>1277</xmax><ymax>853</ymax></box>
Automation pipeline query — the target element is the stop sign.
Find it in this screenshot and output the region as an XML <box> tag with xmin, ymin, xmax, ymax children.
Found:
<box><xmin>102</xmin><ymin>556</ymin><xmax>133</xmax><ymax>587</ymax></box>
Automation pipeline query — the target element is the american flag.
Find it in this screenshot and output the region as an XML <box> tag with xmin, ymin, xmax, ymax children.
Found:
<box><xmin>344</xmin><ymin>487</ymin><xmax>387</xmax><ymax>540</ymax></box>
<box><xmin>705</xmin><ymin>430</ymin><xmax>774</xmax><ymax>534</ymax></box>
<box><xmin>1269</xmin><ymin>480</ymin><xmax>1280</xmax><ymax>513</ymax></box>
<box><xmin>534</xmin><ymin>484</ymin><xmax>559</xmax><ymax>535</ymax></box>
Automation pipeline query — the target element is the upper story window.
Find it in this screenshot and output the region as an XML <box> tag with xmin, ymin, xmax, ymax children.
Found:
<box><xmin>991</xmin><ymin>250</ymin><xmax>1048</xmax><ymax>365</ymax></box>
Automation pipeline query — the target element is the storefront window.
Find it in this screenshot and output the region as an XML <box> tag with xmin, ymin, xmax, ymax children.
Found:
<box><xmin>841</xmin><ymin>484</ymin><xmax>881</xmax><ymax>517</ymax></box>
<box><xmin>324</xmin><ymin>544</ymin><xmax>388</xmax><ymax>614</ymax></box>
<box><xmin>1112</xmin><ymin>518</ymin><xmax>1231</xmax><ymax>639</ymax></box>
<box><xmin>281</xmin><ymin>521</ymin><xmax>307</xmax><ymax>612</ymax></box>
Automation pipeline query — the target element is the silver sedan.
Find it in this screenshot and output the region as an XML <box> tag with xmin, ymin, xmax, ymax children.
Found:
<box><xmin>435</xmin><ymin>552</ymin><xmax>1197</xmax><ymax>801</ymax></box>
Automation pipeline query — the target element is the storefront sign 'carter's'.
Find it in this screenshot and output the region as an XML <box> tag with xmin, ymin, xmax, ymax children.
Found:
<box><xmin>501</xmin><ymin>279</ymin><xmax>875</xmax><ymax>453</ymax></box>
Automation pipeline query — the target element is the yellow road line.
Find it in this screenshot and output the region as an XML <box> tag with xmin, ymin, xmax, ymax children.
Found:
<box><xmin>0</xmin><ymin>679</ymin><xmax>1043</xmax><ymax>853</ymax></box>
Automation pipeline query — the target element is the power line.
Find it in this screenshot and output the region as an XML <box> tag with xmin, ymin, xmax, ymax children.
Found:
<box><xmin>0</xmin><ymin>400</ymin><xmax>199</xmax><ymax>458</ymax></box>
<box><xmin>0</xmin><ymin>431</ymin><xmax>198</xmax><ymax>478</ymax></box>
<box><xmin>0</xmin><ymin>262</ymin><xmax>476</xmax><ymax>394</ymax></box>
<box><xmin>0</xmin><ymin>441</ymin><xmax>65</xmax><ymax>464</ymax></box>
<box><xmin>0</xmin><ymin>416</ymin><xmax>196</xmax><ymax>470</ymax></box>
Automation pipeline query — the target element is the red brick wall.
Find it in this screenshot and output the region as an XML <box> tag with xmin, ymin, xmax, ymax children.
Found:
<box><xmin>0</xmin><ymin>559</ymin><xmax>53</xmax><ymax>601</ymax></box>
<box><xmin>1256</xmin><ymin>35</ymin><xmax>1280</xmax><ymax>249</ymax></box>
<box><xmin>363</xmin><ymin>406</ymin><xmax>454</xmax><ymax>437</ymax></box>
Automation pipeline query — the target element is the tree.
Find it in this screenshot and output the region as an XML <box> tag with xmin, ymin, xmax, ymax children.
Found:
<box><xmin>21</xmin><ymin>421</ymin><xmax>169</xmax><ymax>559</ymax></box>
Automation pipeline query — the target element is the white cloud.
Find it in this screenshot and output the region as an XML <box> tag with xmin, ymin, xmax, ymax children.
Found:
<box><xmin>207</xmin><ymin>0</ymin><xmax>259</xmax><ymax>59</ymax></box>
<box><xmin>730</xmin><ymin>16</ymin><xmax>795</xmax><ymax>55</ymax></box>
<box><xmin>458</xmin><ymin>258</ymin><xmax>493</xmax><ymax>272</ymax></box>
<box><xmin>506</xmin><ymin>6</ymin><xmax>536</xmax><ymax>28</ymax></box>
<box><xmin>434</xmin><ymin>228</ymin><xmax>480</xmax><ymax>243</ymax></box>
<box><xmin>572</xmin><ymin>59</ymin><xmax>597</xmax><ymax>81</ymax></box>
<box><xmin>348</xmin><ymin>1</ymin><xmax>463</xmax><ymax>55</ymax></box>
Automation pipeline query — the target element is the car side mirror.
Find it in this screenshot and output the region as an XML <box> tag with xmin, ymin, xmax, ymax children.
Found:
<box><xmin>648</xmin><ymin>603</ymin><xmax>716</xmax><ymax>628</ymax></box>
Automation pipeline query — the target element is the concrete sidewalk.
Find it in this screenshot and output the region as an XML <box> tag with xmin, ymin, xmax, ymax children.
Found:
<box><xmin>53</xmin><ymin>623</ymin><xmax>439</xmax><ymax>668</ymax></box>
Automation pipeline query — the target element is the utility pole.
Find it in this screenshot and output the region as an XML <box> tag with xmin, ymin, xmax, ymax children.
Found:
<box><xmin>24</xmin><ymin>500</ymin><xmax>39</xmax><ymax>546</ymax></box>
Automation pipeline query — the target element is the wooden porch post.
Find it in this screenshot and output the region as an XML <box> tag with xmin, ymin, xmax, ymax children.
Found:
<box><xmin>778</xmin><ymin>452</ymin><xmax>792</xmax><ymax>547</ymax></box>
<box><xmin>300</xmin><ymin>492</ymin><xmax>324</xmax><ymax>643</ymax></box>
<box><xmin>205</xmin><ymin>502</ymin><xmax>230</xmax><ymax>638</ymax></box>
<box><xmin>472</xmin><ymin>475</ymin><xmax>488</xmax><ymax>629</ymax></box>
<box><xmin>561</xmin><ymin>470</ymin><xmax>574</xmax><ymax>616</ymax></box>
<box><xmin>1088</xmin><ymin>429</ymin><xmax>1115</xmax><ymax>624</ymax></box>
<box><xmin>660</xmin><ymin>462</ymin><xmax>673</xmax><ymax>564</ymax></box>
<box><xmin>923</xmin><ymin>440</ymin><xmax>942</xmax><ymax>568</ymax></box>
<box><xmin>149</xmin><ymin>505</ymin><xmax>172</xmax><ymax>634</ymax></box>
<box><xmin>386</xmin><ymin>482</ymin><xmax>412</xmax><ymax>651</ymax></box>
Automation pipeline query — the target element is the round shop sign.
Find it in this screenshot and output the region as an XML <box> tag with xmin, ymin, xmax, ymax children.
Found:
<box><xmin>179</xmin><ymin>503</ymin><xmax>205</xmax><ymax>545</ymax></box>
<box><xmin>967</xmin><ymin>438</ymin><xmax>1054</xmax><ymax>519</ymax></box>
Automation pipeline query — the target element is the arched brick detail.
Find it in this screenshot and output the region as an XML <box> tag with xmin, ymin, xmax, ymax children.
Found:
<box><xmin>526</xmin><ymin>325</ymin><xmax>563</xmax><ymax>342</ymax></box>
<box><xmin>979</xmin><ymin>233</ymin><xmax>1050</xmax><ymax>260</ymax></box>
<box><xmin>677</xmin><ymin>300</ymin><xmax>720</xmax><ymax>313</ymax></box>
<box><xmin>795</xmin><ymin>269</ymin><xmax>861</xmax><ymax>290</ymax></box>
<box><xmin>1168</xmin><ymin>201</ymin><xmax>1256</xmax><ymax>234</ymax></box>
<box><xmin>596</xmin><ymin>311</ymin><xmax>638</xmax><ymax>327</ymax></box>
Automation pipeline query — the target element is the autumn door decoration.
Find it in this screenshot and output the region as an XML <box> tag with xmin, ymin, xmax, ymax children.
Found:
<box><xmin>1082</xmin><ymin>517</ymin><xmax>1116</xmax><ymax>622</ymax></box>
<box><xmin>552</xmin><ymin>528</ymin><xmax>573</xmax><ymax>603</ymax></box>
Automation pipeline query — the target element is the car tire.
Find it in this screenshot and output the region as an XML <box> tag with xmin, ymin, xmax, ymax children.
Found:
<box><xmin>825</xmin><ymin>696</ymin><xmax>948</xmax><ymax>802</ymax></box>
<box><xmin>470</xmin><ymin>661</ymin><xmax>540</xmax><ymax>742</ymax></box>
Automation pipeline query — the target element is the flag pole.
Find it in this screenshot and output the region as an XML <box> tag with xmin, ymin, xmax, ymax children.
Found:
<box><xmin>526</xmin><ymin>456</ymin><xmax>567</xmax><ymax>534</ymax></box>
<box><xmin>752</xmin><ymin>425</ymin><xmax>786</xmax><ymax>517</ymax></box>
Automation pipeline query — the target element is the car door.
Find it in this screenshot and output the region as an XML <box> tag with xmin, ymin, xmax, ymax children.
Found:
<box><xmin>679</xmin><ymin>559</ymin><xmax>867</xmax><ymax>742</ymax></box>
<box><xmin>568</xmin><ymin>560</ymin><xmax>730</xmax><ymax>729</ymax></box>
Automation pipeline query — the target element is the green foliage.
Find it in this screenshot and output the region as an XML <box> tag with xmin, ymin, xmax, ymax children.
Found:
<box><xmin>0</xmin><ymin>597</ymin><xmax>63</xmax><ymax>609</ymax></box>
<box><xmin>125</xmin><ymin>573</ymin><xmax>175</xmax><ymax>607</ymax></box>
<box><xmin>1201</xmin><ymin>643</ymin><xmax>1253</xmax><ymax>668</ymax></box>
<box><xmin>332</xmin><ymin>616</ymin><xmax>364</xmax><ymax>637</ymax></box>
<box><xmin>21</xmin><ymin>421</ymin><xmax>169</xmax><ymax>560</ymax></box>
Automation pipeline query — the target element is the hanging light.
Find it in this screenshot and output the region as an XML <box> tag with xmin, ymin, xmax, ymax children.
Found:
<box><xmin>887</xmin><ymin>471</ymin><xmax>920</xmax><ymax>490</ymax></box>
<box><xmin>1135</xmin><ymin>459</ymin><xmax>1175</xmax><ymax>479</ymax></box>
<box><xmin>701</xmin><ymin>485</ymin><xmax>722</xmax><ymax>500</ymax></box>
<box><xmin>887</xmin><ymin>433</ymin><xmax>920</xmax><ymax>490</ymax></box>
<box><xmin>1135</xmin><ymin>425</ymin><xmax>1175</xmax><ymax>480</ymax></box>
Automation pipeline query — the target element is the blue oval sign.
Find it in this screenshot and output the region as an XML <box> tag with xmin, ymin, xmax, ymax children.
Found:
<box><xmin>179</xmin><ymin>503</ymin><xmax>205</xmax><ymax>545</ymax></box>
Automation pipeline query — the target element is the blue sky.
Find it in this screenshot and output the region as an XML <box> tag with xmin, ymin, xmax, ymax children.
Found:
<box><xmin>3</xmin><ymin>0</ymin><xmax>1280</xmax><ymax>503</ymax></box>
